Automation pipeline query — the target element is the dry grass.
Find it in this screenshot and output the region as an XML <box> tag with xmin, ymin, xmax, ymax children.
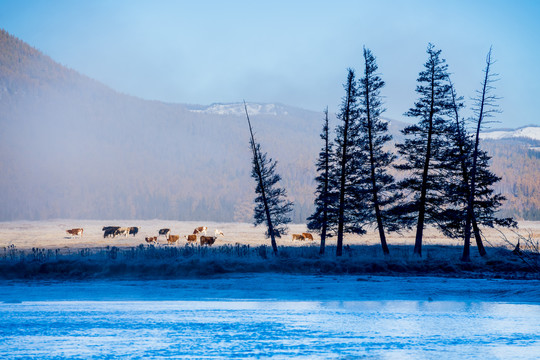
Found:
<box><xmin>0</xmin><ymin>220</ymin><xmax>538</xmax><ymax>280</ymax></box>
<box><xmin>0</xmin><ymin>219</ymin><xmax>538</xmax><ymax>250</ymax></box>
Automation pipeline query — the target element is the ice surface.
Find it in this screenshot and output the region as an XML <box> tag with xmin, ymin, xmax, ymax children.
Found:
<box><xmin>1</xmin><ymin>275</ymin><xmax>539</xmax><ymax>303</ymax></box>
<box><xmin>0</xmin><ymin>275</ymin><xmax>539</xmax><ymax>358</ymax></box>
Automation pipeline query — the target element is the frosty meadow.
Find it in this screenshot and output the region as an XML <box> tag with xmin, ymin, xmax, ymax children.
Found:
<box><xmin>1</xmin><ymin>220</ymin><xmax>538</xmax><ymax>279</ymax></box>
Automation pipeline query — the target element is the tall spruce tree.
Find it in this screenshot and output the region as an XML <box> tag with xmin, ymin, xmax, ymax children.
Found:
<box><xmin>394</xmin><ymin>43</ymin><xmax>455</xmax><ymax>256</ymax></box>
<box><xmin>461</xmin><ymin>48</ymin><xmax>516</xmax><ymax>261</ymax></box>
<box><xmin>444</xmin><ymin>77</ymin><xmax>488</xmax><ymax>255</ymax></box>
<box><xmin>334</xmin><ymin>69</ymin><xmax>365</xmax><ymax>257</ymax></box>
<box><xmin>244</xmin><ymin>101</ymin><xmax>293</xmax><ymax>254</ymax></box>
<box><xmin>442</xmin><ymin>95</ymin><xmax>515</xmax><ymax>253</ymax></box>
<box><xmin>356</xmin><ymin>47</ymin><xmax>399</xmax><ymax>255</ymax></box>
<box><xmin>307</xmin><ymin>107</ymin><xmax>337</xmax><ymax>255</ymax></box>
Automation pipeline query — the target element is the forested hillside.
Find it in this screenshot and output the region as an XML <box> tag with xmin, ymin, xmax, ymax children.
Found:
<box><xmin>483</xmin><ymin>139</ymin><xmax>540</xmax><ymax>220</ymax></box>
<box><xmin>0</xmin><ymin>29</ymin><xmax>538</xmax><ymax>222</ymax></box>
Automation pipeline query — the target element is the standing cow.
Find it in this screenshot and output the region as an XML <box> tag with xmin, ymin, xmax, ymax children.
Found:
<box><xmin>193</xmin><ymin>226</ymin><xmax>207</xmax><ymax>235</ymax></box>
<box><xmin>158</xmin><ymin>228</ymin><xmax>171</xmax><ymax>238</ymax></box>
<box><xmin>66</xmin><ymin>228</ymin><xmax>83</xmax><ymax>237</ymax></box>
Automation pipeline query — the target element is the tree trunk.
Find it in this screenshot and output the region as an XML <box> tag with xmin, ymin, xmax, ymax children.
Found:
<box><xmin>462</xmin><ymin>51</ymin><xmax>490</xmax><ymax>262</ymax></box>
<box><xmin>364</xmin><ymin>71</ymin><xmax>389</xmax><ymax>255</ymax></box>
<box><xmin>414</xmin><ymin>67</ymin><xmax>436</xmax><ymax>257</ymax></box>
<box><xmin>244</xmin><ymin>101</ymin><xmax>278</xmax><ymax>255</ymax></box>
<box><xmin>336</xmin><ymin>135</ymin><xmax>348</xmax><ymax>258</ymax></box>
<box><xmin>320</xmin><ymin>212</ymin><xmax>327</xmax><ymax>255</ymax></box>
<box><xmin>472</xmin><ymin>217</ymin><xmax>486</xmax><ymax>256</ymax></box>
<box><xmin>336</xmin><ymin>77</ymin><xmax>354</xmax><ymax>257</ymax></box>
<box><xmin>449</xmin><ymin>79</ymin><xmax>487</xmax><ymax>258</ymax></box>
<box><xmin>320</xmin><ymin>108</ymin><xmax>329</xmax><ymax>256</ymax></box>
<box><xmin>462</xmin><ymin>129</ymin><xmax>480</xmax><ymax>262</ymax></box>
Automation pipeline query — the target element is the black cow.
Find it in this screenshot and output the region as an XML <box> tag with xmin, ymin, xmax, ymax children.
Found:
<box><xmin>158</xmin><ymin>228</ymin><xmax>171</xmax><ymax>238</ymax></box>
<box><xmin>103</xmin><ymin>226</ymin><xmax>120</xmax><ymax>238</ymax></box>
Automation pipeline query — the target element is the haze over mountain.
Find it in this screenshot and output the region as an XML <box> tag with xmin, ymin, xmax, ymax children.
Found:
<box><xmin>1</xmin><ymin>29</ymin><xmax>538</xmax><ymax>222</ymax></box>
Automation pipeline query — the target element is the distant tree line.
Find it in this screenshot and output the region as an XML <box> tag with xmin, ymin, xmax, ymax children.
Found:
<box><xmin>297</xmin><ymin>44</ymin><xmax>515</xmax><ymax>261</ymax></box>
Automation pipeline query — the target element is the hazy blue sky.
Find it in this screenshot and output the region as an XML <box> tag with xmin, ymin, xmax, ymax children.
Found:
<box><xmin>1</xmin><ymin>0</ymin><xmax>539</xmax><ymax>128</ymax></box>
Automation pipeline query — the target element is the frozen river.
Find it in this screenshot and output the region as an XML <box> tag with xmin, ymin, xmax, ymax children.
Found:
<box><xmin>1</xmin><ymin>275</ymin><xmax>539</xmax><ymax>359</ymax></box>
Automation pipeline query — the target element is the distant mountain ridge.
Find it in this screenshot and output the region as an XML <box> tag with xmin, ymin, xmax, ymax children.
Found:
<box><xmin>480</xmin><ymin>125</ymin><xmax>540</xmax><ymax>141</ymax></box>
<box><xmin>0</xmin><ymin>29</ymin><xmax>538</xmax><ymax>221</ymax></box>
<box><xmin>188</xmin><ymin>103</ymin><xmax>291</xmax><ymax>116</ymax></box>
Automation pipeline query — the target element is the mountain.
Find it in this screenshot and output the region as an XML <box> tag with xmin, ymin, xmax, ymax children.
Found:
<box><xmin>1</xmin><ymin>29</ymin><xmax>539</xmax><ymax>222</ymax></box>
<box><xmin>0</xmin><ymin>29</ymin><xmax>325</xmax><ymax>222</ymax></box>
<box><xmin>480</xmin><ymin>126</ymin><xmax>540</xmax><ymax>141</ymax></box>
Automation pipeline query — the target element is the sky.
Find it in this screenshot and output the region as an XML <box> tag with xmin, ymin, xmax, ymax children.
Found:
<box><xmin>0</xmin><ymin>0</ymin><xmax>539</xmax><ymax>128</ymax></box>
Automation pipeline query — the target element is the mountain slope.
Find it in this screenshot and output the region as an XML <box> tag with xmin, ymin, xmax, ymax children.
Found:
<box><xmin>0</xmin><ymin>29</ymin><xmax>538</xmax><ymax>222</ymax></box>
<box><xmin>480</xmin><ymin>126</ymin><xmax>540</xmax><ymax>141</ymax></box>
<box><xmin>0</xmin><ymin>29</ymin><xmax>325</xmax><ymax>222</ymax></box>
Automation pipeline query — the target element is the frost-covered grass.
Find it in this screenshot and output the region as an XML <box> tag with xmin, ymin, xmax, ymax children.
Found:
<box><xmin>0</xmin><ymin>220</ymin><xmax>538</xmax><ymax>279</ymax></box>
<box><xmin>1</xmin><ymin>242</ymin><xmax>538</xmax><ymax>280</ymax></box>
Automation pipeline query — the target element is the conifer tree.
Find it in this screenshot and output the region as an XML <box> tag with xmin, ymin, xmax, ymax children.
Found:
<box><xmin>244</xmin><ymin>101</ymin><xmax>293</xmax><ymax>254</ymax></box>
<box><xmin>356</xmin><ymin>47</ymin><xmax>399</xmax><ymax>255</ymax></box>
<box><xmin>307</xmin><ymin>107</ymin><xmax>337</xmax><ymax>255</ymax></box>
<box><xmin>334</xmin><ymin>69</ymin><xmax>365</xmax><ymax>256</ymax></box>
<box><xmin>394</xmin><ymin>44</ymin><xmax>455</xmax><ymax>256</ymax></box>
<box><xmin>461</xmin><ymin>48</ymin><xmax>516</xmax><ymax>261</ymax></box>
<box><xmin>443</xmin><ymin>78</ymin><xmax>489</xmax><ymax>254</ymax></box>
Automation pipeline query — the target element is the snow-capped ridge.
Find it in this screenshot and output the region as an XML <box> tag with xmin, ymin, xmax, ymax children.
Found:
<box><xmin>189</xmin><ymin>103</ymin><xmax>289</xmax><ymax>116</ymax></box>
<box><xmin>480</xmin><ymin>126</ymin><xmax>540</xmax><ymax>141</ymax></box>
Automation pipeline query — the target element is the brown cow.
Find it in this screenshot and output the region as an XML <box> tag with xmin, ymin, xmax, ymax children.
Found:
<box><xmin>193</xmin><ymin>226</ymin><xmax>208</xmax><ymax>235</ymax></box>
<box><xmin>292</xmin><ymin>234</ymin><xmax>305</xmax><ymax>241</ymax></box>
<box><xmin>145</xmin><ymin>236</ymin><xmax>157</xmax><ymax>243</ymax></box>
<box><xmin>200</xmin><ymin>235</ymin><xmax>216</xmax><ymax>246</ymax></box>
<box><xmin>302</xmin><ymin>232</ymin><xmax>314</xmax><ymax>241</ymax></box>
<box><xmin>185</xmin><ymin>234</ymin><xmax>197</xmax><ymax>242</ymax></box>
<box><xmin>167</xmin><ymin>234</ymin><xmax>180</xmax><ymax>244</ymax></box>
<box><xmin>66</xmin><ymin>228</ymin><xmax>83</xmax><ymax>237</ymax></box>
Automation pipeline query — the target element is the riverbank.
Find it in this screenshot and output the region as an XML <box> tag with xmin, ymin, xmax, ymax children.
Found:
<box><xmin>1</xmin><ymin>243</ymin><xmax>538</xmax><ymax>280</ymax></box>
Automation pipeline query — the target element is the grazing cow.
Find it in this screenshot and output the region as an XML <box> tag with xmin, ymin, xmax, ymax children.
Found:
<box><xmin>292</xmin><ymin>234</ymin><xmax>305</xmax><ymax>241</ymax></box>
<box><xmin>302</xmin><ymin>232</ymin><xmax>314</xmax><ymax>241</ymax></box>
<box><xmin>103</xmin><ymin>226</ymin><xmax>120</xmax><ymax>238</ymax></box>
<box><xmin>158</xmin><ymin>228</ymin><xmax>171</xmax><ymax>238</ymax></box>
<box><xmin>129</xmin><ymin>227</ymin><xmax>139</xmax><ymax>236</ymax></box>
<box><xmin>200</xmin><ymin>236</ymin><xmax>216</xmax><ymax>246</ymax></box>
<box><xmin>193</xmin><ymin>226</ymin><xmax>208</xmax><ymax>235</ymax></box>
<box><xmin>66</xmin><ymin>228</ymin><xmax>83</xmax><ymax>237</ymax></box>
<box><xmin>185</xmin><ymin>234</ymin><xmax>197</xmax><ymax>242</ymax></box>
<box><xmin>145</xmin><ymin>236</ymin><xmax>157</xmax><ymax>243</ymax></box>
<box><xmin>167</xmin><ymin>234</ymin><xmax>180</xmax><ymax>244</ymax></box>
<box><xmin>215</xmin><ymin>229</ymin><xmax>224</xmax><ymax>237</ymax></box>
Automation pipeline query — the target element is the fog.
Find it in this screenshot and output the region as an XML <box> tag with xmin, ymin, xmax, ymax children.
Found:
<box><xmin>1</xmin><ymin>29</ymin><xmax>535</xmax><ymax>222</ymax></box>
<box><xmin>0</xmin><ymin>39</ymin><xmax>322</xmax><ymax>221</ymax></box>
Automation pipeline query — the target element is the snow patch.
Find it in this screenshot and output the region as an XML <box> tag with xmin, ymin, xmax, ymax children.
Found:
<box><xmin>480</xmin><ymin>126</ymin><xmax>540</xmax><ymax>141</ymax></box>
<box><xmin>190</xmin><ymin>103</ymin><xmax>288</xmax><ymax>116</ymax></box>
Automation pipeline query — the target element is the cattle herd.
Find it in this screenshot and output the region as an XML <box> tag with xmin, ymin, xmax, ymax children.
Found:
<box><xmin>146</xmin><ymin>226</ymin><xmax>223</xmax><ymax>246</ymax></box>
<box><xmin>65</xmin><ymin>226</ymin><xmax>315</xmax><ymax>246</ymax></box>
